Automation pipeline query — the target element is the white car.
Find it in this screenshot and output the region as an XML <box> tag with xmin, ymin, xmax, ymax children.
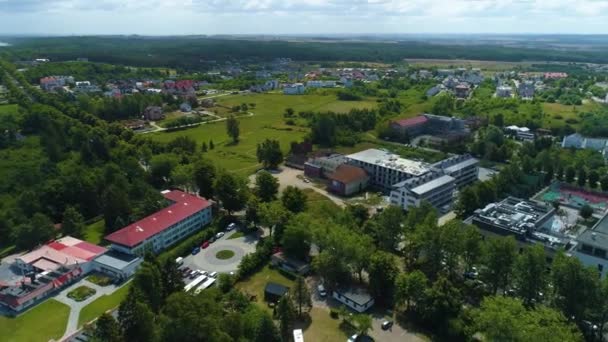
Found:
<box><xmin>347</xmin><ymin>334</ymin><xmax>359</xmax><ymax>342</ymax></box>
<box><xmin>226</xmin><ymin>223</ymin><xmax>237</xmax><ymax>231</ymax></box>
<box><xmin>215</xmin><ymin>232</ymin><xmax>225</xmax><ymax>239</ymax></box>
<box><xmin>317</xmin><ymin>284</ymin><xmax>327</xmax><ymax>297</ymax></box>
<box><xmin>209</xmin><ymin>271</ymin><xmax>218</xmax><ymax>278</ymax></box>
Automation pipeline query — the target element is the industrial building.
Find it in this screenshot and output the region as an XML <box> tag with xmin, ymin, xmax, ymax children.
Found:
<box><xmin>105</xmin><ymin>190</ymin><xmax>213</xmax><ymax>256</ymax></box>
<box><xmin>466</xmin><ymin>197</ymin><xmax>570</xmax><ymax>256</ymax></box>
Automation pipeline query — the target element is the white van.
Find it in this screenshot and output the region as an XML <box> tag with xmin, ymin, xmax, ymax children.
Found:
<box><xmin>175</xmin><ymin>257</ymin><xmax>184</xmax><ymax>266</ymax></box>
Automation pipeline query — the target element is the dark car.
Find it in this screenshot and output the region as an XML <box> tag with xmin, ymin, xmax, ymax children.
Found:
<box><xmin>381</xmin><ymin>321</ymin><xmax>393</xmax><ymax>330</ymax></box>
<box><xmin>192</xmin><ymin>247</ymin><xmax>201</xmax><ymax>255</ymax></box>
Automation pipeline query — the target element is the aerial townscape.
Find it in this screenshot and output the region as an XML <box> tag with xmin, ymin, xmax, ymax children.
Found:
<box><xmin>4</xmin><ymin>4</ymin><xmax>608</xmax><ymax>342</ymax></box>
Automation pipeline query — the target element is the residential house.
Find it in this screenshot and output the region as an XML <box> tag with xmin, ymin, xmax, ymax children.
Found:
<box><xmin>454</xmin><ymin>83</ymin><xmax>471</xmax><ymax>98</ymax></box>
<box><xmin>496</xmin><ymin>85</ymin><xmax>513</xmax><ymax>98</ymax></box>
<box><xmin>283</xmin><ymin>83</ymin><xmax>306</xmax><ymax>95</ymax></box>
<box><xmin>271</xmin><ymin>252</ymin><xmax>310</xmax><ymax>275</ymax></box>
<box><xmin>332</xmin><ymin>287</ymin><xmax>375</xmax><ymax>313</ymax></box>
<box><xmin>143</xmin><ymin>106</ymin><xmax>164</xmax><ymax>121</ymax></box>
<box><xmin>180</xmin><ymin>102</ymin><xmax>192</xmax><ymax>112</ymax></box>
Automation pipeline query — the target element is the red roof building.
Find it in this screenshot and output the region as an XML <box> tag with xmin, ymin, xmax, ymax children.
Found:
<box><xmin>393</xmin><ymin>115</ymin><xmax>429</xmax><ymax>128</ymax></box>
<box><xmin>327</xmin><ymin>165</ymin><xmax>370</xmax><ymax>196</ymax></box>
<box><xmin>105</xmin><ymin>190</ymin><xmax>212</xmax><ymax>255</ymax></box>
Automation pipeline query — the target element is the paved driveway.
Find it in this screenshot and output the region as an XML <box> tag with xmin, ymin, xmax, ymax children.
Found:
<box><xmin>250</xmin><ymin>167</ymin><xmax>347</xmax><ymax>208</ymax></box>
<box><xmin>183</xmin><ymin>230</ymin><xmax>258</xmax><ymax>274</ymax></box>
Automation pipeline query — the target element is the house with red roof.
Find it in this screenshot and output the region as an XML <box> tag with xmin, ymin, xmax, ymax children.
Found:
<box><xmin>327</xmin><ymin>164</ymin><xmax>369</xmax><ymax>196</ymax></box>
<box><xmin>390</xmin><ymin>115</ymin><xmax>429</xmax><ymax>137</ymax></box>
<box><xmin>105</xmin><ymin>190</ymin><xmax>213</xmax><ymax>256</ymax></box>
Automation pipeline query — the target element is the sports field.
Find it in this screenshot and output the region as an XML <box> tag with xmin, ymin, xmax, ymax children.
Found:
<box><xmin>539</xmin><ymin>182</ymin><xmax>608</xmax><ymax>212</ymax></box>
<box><xmin>149</xmin><ymin>93</ymin><xmax>377</xmax><ymax>175</ymax></box>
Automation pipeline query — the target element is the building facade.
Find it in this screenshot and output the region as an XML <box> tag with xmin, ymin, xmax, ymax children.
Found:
<box><xmin>105</xmin><ymin>190</ymin><xmax>213</xmax><ymax>256</ymax></box>
<box><xmin>432</xmin><ymin>154</ymin><xmax>479</xmax><ymax>189</ymax></box>
<box><xmin>327</xmin><ymin>164</ymin><xmax>370</xmax><ymax>196</ymax></box>
<box><xmin>390</xmin><ymin>172</ymin><xmax>456</xmax><ymax>211</ymax></box>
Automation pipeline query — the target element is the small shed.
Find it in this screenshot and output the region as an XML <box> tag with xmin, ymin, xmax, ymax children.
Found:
<box><xmin>264</xmin><ymin>282</ymin><xmax>289</xmax><ymax>303</ymax></box>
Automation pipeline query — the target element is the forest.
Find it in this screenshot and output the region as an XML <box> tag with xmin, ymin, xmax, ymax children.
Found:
<box><xmin>4</xmin><ymin>36</ymin><xmax>608</xmax><ymax>69</ymax></box>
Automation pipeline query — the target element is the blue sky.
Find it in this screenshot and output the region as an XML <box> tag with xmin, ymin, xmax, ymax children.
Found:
<box><xmin>1</xmin><ymin>0</ymin><xmax>608</xmax><ymax>35</ymax></box>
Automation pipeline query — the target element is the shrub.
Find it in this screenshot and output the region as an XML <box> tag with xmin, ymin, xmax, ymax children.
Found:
<box><xmin>330</xmin><ymin>309</ymin><xmax>339</xmax><ymax>319</ymax></box>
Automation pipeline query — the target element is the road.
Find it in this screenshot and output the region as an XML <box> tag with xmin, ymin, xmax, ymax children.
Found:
<box><xmin>55</xmin><ymin>279</ymin><xmax>130</xmax><ymax>341</ymax></box>
<box><xmin>139</xmin><ymin>111</ymin><xmax>255</xmax><ymax>134</ymax></box>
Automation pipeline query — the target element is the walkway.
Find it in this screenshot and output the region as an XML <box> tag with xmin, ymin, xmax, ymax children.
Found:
<box><xmin>139</xmin><ymin>111</ymin><xmax>255</xmax><ymax>134</ymax></box>
<box><xmin>55</xmin><ymin>279</ymin><xmax>128</xmax><ymax>341</ymax></box>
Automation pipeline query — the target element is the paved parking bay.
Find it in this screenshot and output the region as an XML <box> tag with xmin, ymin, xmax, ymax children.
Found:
<box><xmin>182</xmin><ymin>230</ymin><xmax>258</xmax><ymax>274</ymax></box>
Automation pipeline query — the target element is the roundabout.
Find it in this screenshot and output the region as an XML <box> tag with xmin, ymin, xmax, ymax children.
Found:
<box><xmin>215</xmin><ymin>250</ymin><xmax>236</xmax><ymax>260</ymax></box>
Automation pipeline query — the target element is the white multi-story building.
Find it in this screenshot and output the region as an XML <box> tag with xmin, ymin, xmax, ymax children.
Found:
<box><xmin>306</xmin><ymin>80</ymin><xmax>336</xmax><ymax>88</ymax></box>
<box><xmin>105</xmin><ymin>190</ymin><xmax>213</xmax><ymax>256</ymax></box>
<box><xmin>496</xmin><ymin>85</ymin><xmax>513</xmax><ymax>98</ymax></box>
<box><xmin>390</xmin><ymin>172</ymin><xmax>456</xmax><ymax>211</ymax></box>
<box><xmin>432</xmin><ymin>154</ymin><xmax>479</xmax><ymax>189</ymax></box>
<box><xmin>346</xmin><ymin>149</ymin><xmax>432</xmax><ymax>191</ymax></box>
<box><xmin>347</xmin><ymin>149</ymin><xmax>478</xmax><ymax>212</ymax></box>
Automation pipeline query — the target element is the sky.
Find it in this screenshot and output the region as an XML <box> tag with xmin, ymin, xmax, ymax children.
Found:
<box><xmin>1</xmin><ymin>0</ymin><xmax>608</xmax><ymax>35</ymax></box>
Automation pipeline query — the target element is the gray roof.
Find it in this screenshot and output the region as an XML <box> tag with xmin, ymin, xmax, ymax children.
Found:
<box><xmin>347</xmin><ymin>149</ymin><xmax>430</xmax><ymax>176</ymax></box>
<box><xmin>335</xmin><ymin>287</ymin><xmax>373</xmax><ymax>306</ymax></box>
<box><xmin>411</xmin><ymin>175</ymin><xmax>455</xmax><ymax>195</ymax></box>
<box><xmin>442</xmin><ymin>157</ymin><xmax>479</xmax><ymax>174</ymax></box>
<box><xmin>578</xmin><ymin>214</ymin><xmax>608</xmax><ymax>247</ymax></box>
<box><xmin>94</xmin><ymin>251</ymin><xmax>141</xmax><ymax>271</ymax></box>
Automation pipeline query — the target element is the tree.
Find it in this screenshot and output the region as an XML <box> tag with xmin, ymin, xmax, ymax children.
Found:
<box><xmin>103</xmin><ymin>185</ymin><xmax>131</xmax><ymax>233</ymax></box>
<box><xmin>482</xmin><ymin>237</ymin><xmax>517</xmax><ymax>295</ymax></box>
<box><xmin>514</xmin><ymin>244</ymin><xmax>548</xmax><ymax>306</ymax></box>
<box><xmin>601</xmin><ymin>175</ymin><xmax>608</xmax><ymax>192</ymax></box>
<box><xmin>292</xmin><ymin>276</ymin><xmax>312</xmax><ymax>316</ymax></box>
<box><xmin>281</xmin><ymin>186</ymin><xmax>307</xmax><ymax>213</ymax></box>
<box><xmin>193</xmin><ymin>158</ymin><xmax>216</xmax><ymax>199</ymax></box>
<box><xmin>577</xmin><ymin>168</ymin><xmax>587</xmax><ymax>187</ymax></box>
<box><xmin>367</xmin><ymin>251</ymin><xmax>399</xmax><ymax>305</ymax></box>
<box><xmin>118</xmin><ymin>288</ymin><xmax>158</xmax><ymax>342</ymax></box>
<box><xmin>170</xmin><ymin>163</ymin><xmax>194</xmax><ymax>191</ymax></box>
<box><xmin>209</xmin><ymin>139</ymin><xmax>214</xmax><ymax>149</ymax></box>
<box><xmin>565</xmin><ymin>166</ymin><xmax>576</xmax><ymax>183</ymax></box>
<box><xmin>368</xmin><ymin>205</ymin><xmax>405</xmax><ymax>251</ymax></box>
<box><xmin>473</xmin><ymin>296</ymin><xmax>583</xmax><ymax>342</ymax></box>
<box><xmin>255</xmin><ymin>171</ymin><xmax>279</xmax><ymax>202</ymax></box>
<box><xmin>353</xmin><ymin>314</ymin><xmax>373</xmax><ymax>336</ymax></box>
<box><xmin>13</xmin><ymin>213</ymin><xmax>55</xmax><ymax>250</ymax></box>
<box><xmin>217</xmin><ymin>273</ymin><xmax>235</xmax><ymax>293</ymax></box>
<box><xmin>256</xmin><ymin>139</ymin><xmax>284</xmax><ymax>170</ymax></box>
<box><xmin>395</xmin><ymin>270</ymin><xmax>428</xmax><ymax>312</ymax></box>
<box><xmin>161</xmin><ymin>258</ymin><xmax>185</xmax><ymax>300</ymax></box>
<box><xmin>580</xmin><ymin>204</ymin><xmax>593</xmax><ymax>220</ymax></box>
<box><xmin>253</xmin><ymin>311</ymin><xmax>281</xmax><ymax>342</ymax></box>
<box><xmin>133</xmin><ymin>262</ymin><xmax>164</xmax><ymax>312</ymax></box>
<box><xmin>462</xmin><ymin>225</ymin><xmax>483</xmax><ymax>269</ymax></box>
<box><xmin>276</xmin><ymin>296</ymin><xmax>296</xmax><ymax>339</ymax></box>
<box><xmin>281</xmin><ymin>215</ymin><xmax>313</xmax><ymax>260</ymax></box>
<box><xmin>246</xmin><ymin>196</ymin><xmax>261</xmax><ymax>227</ymax></box>
<box><xmin>588</xmin><ymin>170</ymin><xmax>600</xmax><ymax>189</ymax></box>
<box><xmin>551</xmin><ymin>251</ymin><xmax>600</xmax><ymax>321</ymax></box>
<box><xmin>149</xmin><ymin>153</ymin><xmax>178</xmax><ymax>187</ymax></box>
<box><xmin>419</xmin><ymin>276</ymin><xmax>461</xmax><ymax>327</ymax></box>
<box><xmin>455</xmin><ymin>186</ymin><xmax>479</xmax><ymax>217</ymax></box>
<box><xmin>259</xmin><ymin>201</ymin><xmax>291</xmax><ymax>238</ymax></box>
<box><xmin>201</xmin><ymin>141</ymin><xmax>208</xmax><ymax>152</ymax></box>
<box><xmin>61</xmin><ymin>206</ymin><xmax>85</xmax><ymax>238</ymax></box>
<box><xmin>226</xmin><ymin>115</ymin><xmax>240</xmax><ymax>143</ymax></box>
<box><xmin>284</xmin><ymin>107</ymin><xmax>295</xmax><ymax>117</ymax></box>
<box><xmin>93</xmin><ymin>313</ymin><xmax>122</xmax><ymax>342</ymax></box>
<box><xmin>214</xmin><ymin>171</ymin><xmax>249</xmax><ymax>215</ymax></box>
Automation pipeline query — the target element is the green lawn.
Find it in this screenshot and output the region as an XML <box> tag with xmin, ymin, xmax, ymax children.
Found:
<box><xmin>0</xmin><ymin>104</ymin><xmax>19</xmax><ymax>116</ymax></box>
<box><xmin>67</xmin><ymin>286</ymin><xmax>96</xmax><ymax>302</ymax></box>
<box><xmin>302</xmin><ymin>188</ymin><xmax>341</xmax><ymax>220</ymax></box>
<box><xmin>236</xmin><ymin>266</ymin><xmax>349</xmax><ymax>342</ymax></box>
<box><xmin>148</xmin><ymin>93</ymin><xmax>378</xmax><ymax>175</ymax></box>
<box><xmin>86</xmin><ymin>273</ymin><xmax>114</xmax><ymax>287</ymax></box>
<box><xmin>542</xmin><ymin>102</ymin><xmax>601</xmax><ymax>129</ymax></box>
<box><xmin>216</xmin><ymin>250</ymin><xmax>235</xmax><ymax>260</ymax></box>
<box><xmin>227</xmin><ymin>231</ymin><xmax>245</xmax><ymax>240</ymax></box>
<box><xmin>78</xmin><ymin>283</ymin><xmax>131</xmax><ymax>327</ymax></box>
<box><xmin>235</xmin><ymin>265</ymin><xmax>295</xmax><ymax>311</ymax></box>
<box><xmin>84</xmin><ymin>219</ymin><xmax>105</xmax><ymax>245</ymax></box>
<box><xmin>0</xmin><ymin>299</ymin><xmax>70</xmax><ymax>342</ymax></box>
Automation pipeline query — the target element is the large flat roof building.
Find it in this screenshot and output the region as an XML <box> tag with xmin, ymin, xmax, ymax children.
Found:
<box><xmin>346</xmin><ymin>149</ymin><xmax>431</xmax><ymax>191</ymax></box>
<box><xmin>105</xmin><ymin>190</ymin><xmax>213</xmax><ymax>256</ymax></box>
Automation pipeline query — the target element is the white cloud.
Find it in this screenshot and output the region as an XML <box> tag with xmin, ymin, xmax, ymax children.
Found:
<box><xmin>1</xmin><ymin>0</ymin><xmax>608</xmax><ymax>34</ymax></box>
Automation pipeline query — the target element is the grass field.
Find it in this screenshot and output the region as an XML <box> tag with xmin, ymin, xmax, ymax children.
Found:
<box><xmin>149</xmin><ymin>93</ymin><xmax>378</xmax><ymax>175</ymax></box>
<box><xmin>405</xmin><ymin>58</ymin><xmax>532</xmax><ymax>72</ymax></box>
<box><xmin>0</xmin><ymin>299</ymin><xmax>70</xmax><ymax>342</ymax></box>
<box><xmin>78</xmin><ymin>283</ymin><xmax>131</xmax><ymax>327</ymax></box>
<box><xmin>0</xmin><ymin>104</ymin><xmax>19</xmax><ymax>116</ymax></box>
<box><xmin>67</xmin><ymin>286</ymin><xmax>96</xmax><ymax>302</ymax></box>
<box><xmin>84</xmin><ymin>219</ymin><xmax>105</xmax><ymax>245</ymax></box>
<box><xmin>236</xmin><ymin>265</ymin><xmax>350</xmax><ymax>341</ymax></box>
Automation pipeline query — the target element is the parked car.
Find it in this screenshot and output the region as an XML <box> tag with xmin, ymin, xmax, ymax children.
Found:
<box><xmin>226</xmin><ymin>223</ymin><xmax>237</xmax><ymax>231</ymax></box>
<box><xmin>215</xmin><ymin>232</ymin><xmax>225</xmax><ymax>239</ymax></box>
<box><xmin>209</xmin><ymin>271</ymin><xmax>218</xmax><ymax>278</ymax></box>
<box><xmin>317</xmin><ymin>284</ymin><xmax>327</xmax><ymax>297</ymax></box>
<box><xmin>192</xmin><ymin>247</ymin><xmax>201</xmax><ymax>255</ymax></box>
<box><xmin>201</xmin><ymin>241</ymin><xmax>210</xmax><ymax>249</ymax></box>
<box><xmin>347</xmin><ymin>334</ymin><xmax>359</xmax><ymax>342</ymax></box>
<box><xmin>181</xmin><ymin>267</ymin><xmax>191</xmax><ymax>275</ymax></box>
<box><xmin>381</xmin><ymin>321</ymin><xmax>393</xmax><ymax>330</ymax></box>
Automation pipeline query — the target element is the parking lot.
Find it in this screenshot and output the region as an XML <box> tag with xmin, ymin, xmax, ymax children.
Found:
<box><xmin>181</xmin><ymin>229</ymin><xmax>259</xmax><ymax>275</ymax></box>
